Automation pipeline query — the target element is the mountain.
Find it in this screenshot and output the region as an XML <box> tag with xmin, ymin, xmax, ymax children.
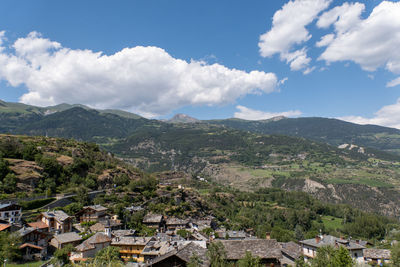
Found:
<box><xmin>168</xmin><ymin>113</ymin><xmax>200</xmax><ymax>123</ymax></box>
<box><xmin>2</xmin><ymin>101</ymin><xmax>400</xmax><ymax>215</ymax></box>
<box><xmin>207</xmin><ymin>117</ymin><xmax>400</xmax><ymax>155</ymax></box>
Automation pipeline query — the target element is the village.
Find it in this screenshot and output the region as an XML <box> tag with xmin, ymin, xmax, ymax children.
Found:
<box><xmin>0</xmin><ymin>198</ymin><xmax>394</xmax><ymax>266</ymax></box>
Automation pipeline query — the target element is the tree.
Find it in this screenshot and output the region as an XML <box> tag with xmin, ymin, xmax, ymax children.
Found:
<box><xmin>1</xmin><ymin>173</ymin><xmax>17</xmax><ymax>193</ymax></box>
<box><xmin>311</xmin><ymin>246</ymin><xmax>335</xmax><ymax>267</ymax></box>
<box><xmin>237</xmin><ymin>251</ymin><xmax>261</xmax><ymax>267</ymax></box>
<box><xmin>177</xmin><ymin>229</ymin><xmax>191</xmax><ymax>239</ymax></box>
<box><xmin>188</xmin><ymin>252</ymin><xmax>202</xmax><ymax>267</ymax></box>
<box><xmin>332</xmin><ymin>246</ymin><xmax>353</xmax><ymax>267</ymax></box>
<box><xmin>0</xmin><ymin>232</ymin><xmax>21</xmax><ymax>263</ymax></box>
<box><xmin>391</xmin><ymin>243</ymin><xmax>400</xmax><ymax>267</ymax></box>
<box><xmin>53</xmin><ymin>244</ymin><xmax>75</xmax><ymax>266</ymax></box>
<box><xmin>95</xmin><ymin>246</ymin><xmax>121</xmax><ymax>264</ymax></box>
<box><xmin>207</xmin><ymin>241</ymin><xmax>227</xmax><ymax>267</ymax></box>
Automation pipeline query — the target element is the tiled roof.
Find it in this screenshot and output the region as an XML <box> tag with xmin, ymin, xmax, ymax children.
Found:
<box><xmin>111</xmin><ymin>236</ymin><xmax>153</xmax><ymax>246</ymax></box>
<box><xmin>0</xmin><ymin>224</ymin><xmax>11</xmax><ymax>232</ymax></box>
<box><xmin>28</xmin><ymin>221</ymin><xmax>49</xmax><ymax>229</ymax></box>
<box><xmin>76</xmin><ymin>233</ymin><xmax>111</xmax><ymax>252</ymax></box>
<box><xmin>219</xmin><ymin>239</ymin><xmax>282</xmax><ymax>260</ymax></box>
<box><xmin>53</xmin><ymin>232</ymin><xmax>82</xmax><ymax>244</ymax></box>
<box><xmin>299</xmin><ymin>235</ymin><xmax>365</xmax><ymax>250</ymax></box>
<box><xmin>364</xmin><ymin>249</ymin><xmax>391</xmax><ymax>259</ymax></box>
<box><xmin>19</xmin><ymin>243</ymin><xmax>43</xmax><ymax>250</ymax></box>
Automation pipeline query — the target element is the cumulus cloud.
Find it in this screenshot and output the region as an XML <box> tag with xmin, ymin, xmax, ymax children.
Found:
<box><xmin>387</xmin><ymin>77</ymin><xmax>400</xmax><ymax>88</ymax></box>
<box><xmin>0</xmin><ymin>31</ymin><xmax>280</xmax><ymax>117</ymax></box>
<box><xmin>258</xmin><ymin>0</ymin><xmax>331</xmax><ymax>72</ymax></box>
<box><xmin>318</xmin><ymin>1</ymin><xmax>400</xmax><ymax>74</ymax></box>
<box><xmin>234</xmin><ymin>105</ymin><xmax>301</xmax><ymax>121</ymax></box>
<box><xmin>339</xmin><ymin>99</ymin><xmax>400</xmax><ymax>129</ymax></box>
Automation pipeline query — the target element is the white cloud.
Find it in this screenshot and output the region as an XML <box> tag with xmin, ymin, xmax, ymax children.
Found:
<box><xmin>339</xmin><ymin>98</ymin><xmax>400</xmax><ymax>129</ymax></box>
<box><xmin>387</xmin><ymin>77</ymin><xmax>400</xmax><ymax>88</ymax></box>
<box><xmin>258</xmin><ymin>0</ymin><xmax>331</xmax><ymax>72</ymax></box>
<box><xmin>318</xmin><ymin>1</ymin><xmax>400</xmax><ymax>74</ymax></box>
<box><xmin>234</xmin><ymin>105</ymin><xmax>302</xmax><ymax>121</ymax></box>
<box><xmin>0</xmin><ymin>31</ymin><xmax>280</xmax><ymax>118</ymax></box>
<box><xmin>316</xmin><ymin>34</ymin><xmax>335</xmax><ymax>47</ymax></box>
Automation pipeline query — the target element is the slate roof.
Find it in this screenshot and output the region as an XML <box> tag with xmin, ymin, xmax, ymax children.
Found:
<box><xmin>112</xmin><ymin>229</ymin><xmax>136</xmax><ymax>237</ymax></box>
<box><xmin>299</xmin><ymin>235</ymin><xmax>365</xmax><ymax>250</ymax></box>
<box><xmin>75</xmin><ymin>232</ymin><xmax>111</xmax><ymax>252</ymax></box>
<box><xmin>364</xmin><ymin>249</ymin><xmax>391</xmax><ymax>259</ymax></box>
<box><xmin>83</xmin><ymin>205</ymin><xmax>108</xmax><ymax>212</ymax></box>
<box><xmin>41</xmin><ymin>210</ymin><xmax>71</xmax><ymax>223</ymax></box>
<box><xmin>141</xmin><ymin>240</ymin><xmax>173</xmax><ymax>256</ymax></box>
<box><xmin>166</xmin><ymin>217</ymin><xmax>189</xmax><ymax>225</ymax></box>
<box><xmin>149</xmin><ymin>242</ymin><xmax>209</xmax><ymax>267</ymax></box>
<box><xmin>18</xmin><ymin>226</ymin><xmax>36</xmax><ymax>237</ymax></box>
<box><xmin>280</xmin><ymin>241</ymin><xmax>302</xmax><ymax>260</ymax></box>
<box><xmin>219</xmin><ymin>239</ymin><xmax>282</xmax><ymax>260</ymax></box>
<box><xmin>143</xmin><ymin>213</ymin><xmax>163</xmax><ymax>224</ymax></box>
<box><xmin>52</xmin><ymin>232</ymin><xmax>82</xmax><ymax>244</ymax></box>
<box><xmin>111</xmin><ymin>236</ymin><xmax>153</xmax><ymax>246</ymax></box>
<box><xmin>0</xmin><ymin>203</ymin><xmax>20</xmax><ymax>211</ymax></box>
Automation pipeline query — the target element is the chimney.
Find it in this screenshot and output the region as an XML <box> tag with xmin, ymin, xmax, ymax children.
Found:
<box><xmin>266</xmin><ymin>232</ymin><xmax>271</xmax><ymax>240</ymax></box>
<box><xmin>356</xmin><ymin>240</ymin><xmax>360</xmax><ymax>244</ymax></box>
<box><xmin>315</xmin><ymin>235</ymin><xmax>321</xmax><ymax>244</ymax></box>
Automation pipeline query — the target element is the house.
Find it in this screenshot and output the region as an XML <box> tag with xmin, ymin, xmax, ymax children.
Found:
<box><xmin>111</xmin><ymin>236</ymin><xmax>153</xmax><ymax>262</ymax></box>
<box><xmin>219</xmin><ymin>239</ymin><xmax>282</xmax><ymax>266</ymax></box>
<box><xmin>143</xmin><ymin>213</ymin><xmax>165</xmax><ymax>230</ymax></box>
<box><xmin>50</xmin><ymin>232</ymin><xmax>83</xmax><ymax>249</ymax></box>
<box><xmin>363</xmin><ymin>248</ymin><xmax>391</xmax><ymax>265</ymax></box>
<box><xmin>75</xmin><ymin>205</ymin><xmax>108</xmax><ymax>223</ymax></box>
<box><xmin>166</xmin><ymin>218</ymin><xmax>189</xmax><ymax>231</ymax></box>
<box><xmin>17</xmin><ymin>226</ymin><xmax>51</xmax><ymax>260</ymax></box>
<box><xmin>299</xmin><ymin>235</ymin><xmax>365</xmax><ymax>264</ymax></box>
<box><xmin>141</xmin><ymin>240</ymin><xmax>174</xmax><ymax>262</ymax></box>
<box><xmin>0</xmin><ymin>202</ymin><xmax>22</xmax><ymax>223</ymax></box>
<box><xmin>215</xmin><ymin>230</ymin><xmax>248</xmax><ymax>240</ymax></box>
<box><xmin>70</xmin><ymin>232</ymin><xmax>112</xmax><ymax>262</ymax></box>
<box><xmin>89</xmin><ymin>219</ymin><xmax>122</xmax><ymax>233</ymax></box>
<box><xmin>112</xmin><ymin>229</ymin><xmax>136</xmax><ymax>238</ymax></box>
<box><xmin>280</xmin><ymin>241</ymin><xmax>302</xmax><ymax>266</ymax></box>
<box><xmin>37</xmin><ymin>210</ymin><xmax>73</xmax><ymax>233</ymax></box>
<box><xmin>149</xmin><ymin>242</ymin><xmax>209</xmax><ymax>267</ymax></box>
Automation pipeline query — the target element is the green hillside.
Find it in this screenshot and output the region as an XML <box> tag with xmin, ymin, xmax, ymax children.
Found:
<box><xmin>207</xmin><ymin>117</ymin><xmax>400</xmax><ymax>155</ymax></box>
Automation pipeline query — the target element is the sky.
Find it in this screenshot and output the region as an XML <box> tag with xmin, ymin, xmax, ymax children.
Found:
<box><xmin>1</xmin><ymin>0</ymin><xmax>400</xmax><ymax>128</ymax></box>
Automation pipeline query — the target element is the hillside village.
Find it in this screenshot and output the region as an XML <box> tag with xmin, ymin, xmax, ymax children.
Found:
<box><xmin>0</xmin><ymin>179</ymin><xmax>397</xmax><ymax>267</ymax></box>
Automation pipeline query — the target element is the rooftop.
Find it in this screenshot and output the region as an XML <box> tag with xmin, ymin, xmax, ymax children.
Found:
<box><xmin>143</xmin><ymin>213</ymin><xmax>163</xmax><ymax>224</ymax></box>
<box><xmin>219</xmin><ymin>239</ymin><xmax>282</xmax><ymax>260</ymax></box>
<box><xmin>111</xmin><ymin>236</ymin><xmax>153</xmax><ymax>246</ymax></box>
<box><xmin>28</xmin><ymin>221</ymin><xmax>49</xmax><ymax>229</ymax></box>
<box><xmin>76</xmin><ymin>232</ymin><xmax>111</xmax><ymax>252</ymax></box>
<box><xmin>299</xmin><ymin>235</ymin><xmax>365</xmax><ymax>250</ymax></box>
<box><xmin>83</xmin><ymin>205</ymin><xmax>108</xmax><ymax>212</ymax></box>
<box><xmin>364</xmin><ymin>249</ymin><xmax>391</xmax><ymax>259</ymax></box>
<box><xmin>53</xmin><ymin>232</ymin><xmax>82</xmax><ymax>244</ymax></box>
<box><xmin>41</xmin><ymin>210</ymin><xmax>71</xmax><ymax>222</ymax></box>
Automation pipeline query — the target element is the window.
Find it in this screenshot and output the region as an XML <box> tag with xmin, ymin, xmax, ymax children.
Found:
<box><xmin>355</xmin><ymin>253</ymin><xmax>358</xmax><ymax>258</ymax></box>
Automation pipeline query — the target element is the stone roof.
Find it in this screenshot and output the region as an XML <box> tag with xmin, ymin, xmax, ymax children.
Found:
<box><xmin>75</xmin><ymin>232</ymin><xmax>111</xmax><ymax>252</ymax></box>
<box><xmin>216</xmin><ymin>230</ymin><xmax>247</xmax><ymax>239</ymax></box>
<box><xmin>141</xmin><ymin>240</ymin><xmax>173</xmax><ymax>256</ymax></box>
<box><xmin>143</xmin><ymin>213</ymin><xmax>163</xmax><ymax>224</ymax></box>
<box><xmin>83</xmin><ymin>205</ymin><xmax>108</xmax><ymax>212</ymax></box>
<box><xmin>149</xmin><ymin>242</ymin><xmax>209</xmax><ymax>267</ymax></box>
<box><xmin>0</xmin><ymin>203</ymin><xmax>20</xmax><ymax>211</ymax></box>
<box><xmin>219</xmin><ymin>239</ymin><xmax>282</xmax><ymax>260</ymax></box>
<box><xmin>112</xmin><ymin>229</ymin><xmax>136</xmax><ymax>237</ymax></box>
<box><xmin>18</xmin><ymin>226</ymin><xmax>36</xmax><ymax>237</ymax></box>
<box><xmin>364</xmin><ymin>249</ymin><xmax>391</xmax><ymax>259</ymax></box>
<box><xmin>111</xmin><ymin>236</ymin><xmax>153</xmax><ymax>246</ymax></box>
<box><xmin>41</xmin><ymin>210</ymin><xmax>71</xmax><ymax>223</ymax></box>
<box><xmin>299</xmin><ymin>235</ymin><xmax>365</xmax><ymax>250</ymax></box>
<box><xmin>280</xmin><ymin>241</ymin><xmax>302</xmax><ymax>260</ymax></box>
<box><xmin>166</xmin><ymin>217</ymin><xmax>189</xmax><ymax>225</ymax></box>
<box><xmin>53</xmin><ymin>232</ymin><xmax>82</xmax><ymax>244</ymax></box>
<box><xmin>89</xmin><ymin>220</ymin><xmax>122</xmax><ymax>232</ymax></box>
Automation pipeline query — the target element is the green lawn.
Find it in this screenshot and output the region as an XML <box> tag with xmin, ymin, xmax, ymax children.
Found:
<box><xmin>8</xmin><ymin>261</ymin><xmax>44</xmax><ymax>267</ymax></box>
<box><xmin>321</xmin><ymin>215</ymin><xmax>343</xmax><ymax>231</ymax></box>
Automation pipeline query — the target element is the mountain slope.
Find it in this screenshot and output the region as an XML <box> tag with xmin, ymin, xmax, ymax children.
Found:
<box><xmin>207</xmin><ymin>117</ymin><xmax>400</xmax><ymax>155</ymax></box>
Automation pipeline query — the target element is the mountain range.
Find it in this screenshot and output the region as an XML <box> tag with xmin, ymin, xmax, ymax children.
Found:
<box><xmin>1</xmin><ymin>100</ymin><xmax>400</xmax><ymax>215</ymax></box>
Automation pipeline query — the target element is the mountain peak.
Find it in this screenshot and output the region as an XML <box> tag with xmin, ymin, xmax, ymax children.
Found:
<box><xmin>168</xmin><ymin>113</ymin><xmax>199</xmax><ymax>123</ymax></box>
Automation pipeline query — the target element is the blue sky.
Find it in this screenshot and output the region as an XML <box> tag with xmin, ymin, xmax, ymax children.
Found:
<box><xmin>1</xmin><ymin>0</ymin><xmax>400</xmax><ymax>127</ymax></box>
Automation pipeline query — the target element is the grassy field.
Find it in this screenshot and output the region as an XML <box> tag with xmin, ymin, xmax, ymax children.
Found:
<box><xmin>8</xmin><ymin>261</ymin><xmax>44</xmax><ymax>267</ymax></box>
<box><xmin>321</xmin><ymin>215</ymin><xmax>343</xmax><ymax>231</ymax></box>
